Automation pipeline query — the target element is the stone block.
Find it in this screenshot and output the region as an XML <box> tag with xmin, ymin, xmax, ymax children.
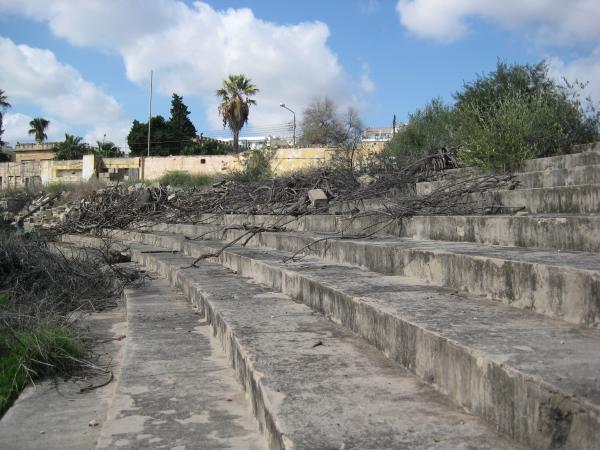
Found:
<box><xmin>307</xmin><ymin>189</ymin><xmax>328</xmax><ymax>208</ymax></box>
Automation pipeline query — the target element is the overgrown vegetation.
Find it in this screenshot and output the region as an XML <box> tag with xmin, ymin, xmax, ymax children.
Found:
<box><xmin>384</xmin><ymin>60</ymin><xmax>600</xmax><ymax>172</ymax></box>
<box><xmin>228</xmin><ymin>147</ymin><xmax>275</xmax><ymax>182</ymax></box>
<box><xmin>0</xmin><ymin>324</ymin><xmax>82</xmax><ymax>415</ymax></box>
<box><xmin>0</xmin><ymin>231</ymin><xmax>138</xmax><ymax>415</ymax></box>
<box><xmin>159</xmin><ymin>171</ymin><xmax>216</xmax><ymax>188</ymax></box>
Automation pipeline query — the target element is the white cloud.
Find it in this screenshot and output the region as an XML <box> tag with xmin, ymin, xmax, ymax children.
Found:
<box><xmin>1</xmin><ymin>1</ymin><xmax>359</xmax><ymax>132</ymax></box>
<box><xmin>360</xmin><ymin>64</ymin><xmax>375</xmax><ymax>94</ymax></box>
<box><xmin>548</xmin><ymin>48</ymin><xmax>600</xmax><ymax>102</ymax></box>
<box><xmin>360</xmin><ymin>0</ymin><xmax>381</xmax><ymax>15</ymax></box>
<box><xmin>395</xmin><ymin>0</ymin><xmax>600</xmax><ymax>44</ymax></box>
<box><xmin>2</xmin><ymin>112</ymin><xmax>67</xmax><ymax>144</ymax></box>
<box><xmin>395</xmin><ymin>0</ymin><xmax>600</xmax><ymax>103</ymax></box>
<box><xmin>0</xmin><ymin>37</ymin><xmax>131</xmax><ymax>146</ymax></box>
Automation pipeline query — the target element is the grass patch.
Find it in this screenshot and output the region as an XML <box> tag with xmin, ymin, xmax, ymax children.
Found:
<box><xmin>159</xmin><ymin>171</ymin><xmax>216</xmax><ymax>188</ymax></box>
<box><xmin>0</xmin><ymin>325</ymin><xmax>82</xmax><ymax>416</ymax></box>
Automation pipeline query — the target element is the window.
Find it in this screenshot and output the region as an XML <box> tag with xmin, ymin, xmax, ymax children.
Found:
<box><xmin>200</xmin><ymin>158</ymin><xmax>206</xmax><ymax>164</ymax></box>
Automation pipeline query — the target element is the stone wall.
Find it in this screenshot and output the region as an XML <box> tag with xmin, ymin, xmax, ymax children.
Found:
<box><xmin>0</xmin><ymin>142</ymin><xmax>386</xmax><ymax>189</ymax></box>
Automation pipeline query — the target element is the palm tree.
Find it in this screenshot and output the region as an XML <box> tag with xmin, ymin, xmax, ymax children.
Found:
<box><xmin>0</xmin><ymin>89</ymin><xmax>11</xmax><ymax>145</ymax></box>
<box><xmin>53</xmin><ymin>134</ymin><xmax>88</xmax><ymax>160</ymax></box>
<box><xmin>28</xmin><ymin>117</ymin><xmax>50</xmax><ymax>143</ymax></box>
<box><xmin>95</xmin><ymin>140</ymin><xmax>123</xmax><ymax>158</ymax></box>
<box><xmin>216</xmin><ymin>74</ymin><xmax>259</xmax><ymax>152</ymax></box>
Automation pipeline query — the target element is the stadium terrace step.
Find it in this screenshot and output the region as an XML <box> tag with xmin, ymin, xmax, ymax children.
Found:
<box><xmin>97</xmin><ymin>275</ymin><xmax>263</xmax><ymax>449</ymax></box>
<box><xmin>330</xmin><ymin>184</ymin><xmax>600</xmax><ymax>215</ymax></box>
<box><xmin>126</xmin><ymin>227</ymin><xmax>600</xmax><ymax>327</ymax></box>
<box><xmin>416</xmin><ymin>164</ymin><xmax>600</xmax><ymax>194</ymax></box>
<box><xmin>64</xmin><ymin>233</ymin><xmax>600</xmax><ymax>449</ymax></box>
<box><xmin>67</xmin><ymin>236</ymin><xmax>518</xmax><ymax>450</ymax></box>
<box><xmin>188</xmin><ymin>212</ymin><xmax>600</xmax><ymax>253</ymax></box>
<box><xmin>520</xmin><ymin>143</ymin><xmax>600</xmax><ymax>172</ymax></box>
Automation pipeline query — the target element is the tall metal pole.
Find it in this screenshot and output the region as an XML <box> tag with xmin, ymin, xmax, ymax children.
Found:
<box><xmin>279</xmin><ymin>103</ymin><xmax>296</xmax><ymax>147</ymax></box>
<box><xmin>147</xmin><ymin>70</ymin><xmax>153</xmax><ymax>157</ymax></box>
<box><xmin>292</xmin><ymin>110</ymin><xmax>296</xmax><ymax>148</ymax></box>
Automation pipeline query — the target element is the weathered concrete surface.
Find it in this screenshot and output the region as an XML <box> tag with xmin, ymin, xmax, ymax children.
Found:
<box><xmin>65</xmin><ymin>233</ymin><xmax>600</xmax><ymax>449</ymax></box>
<box><xmin>125</xmin><ymin>227</ymin><xmax>600</xmax><ymax>327</ymax></box>
<box><xmin>96</xmin><ymin>276</ymin><xmax>263</xmax><ymax>449</ymax></box>
<box><xmin>0</xmin><ymin>307</ymin><xmax>126</xmax><ymax>450</ymax></box>
<box><xmin>124</xmin><ymin>243</ymin><xmax>518</xmax><ymax>450</ymax></box>
<box><xmin>331</xmin><ymin>184</ymin><xmax>600</xmax><ymax>215</ymax></box>
<box><xmin>417</xmin><ymin>164</ymin><xmax>600</xmax><ymax>194</ymax></box>
<box><xmin>521</xmin><ymin>144</ymin><xmax>600</xmax><ymax>172</ymax></box>
<box><xmin>489</xmin><ymin>184</ymin><xmax>600</xmax><ymax>214</ymax></box>
<box><xmin>163</xmin><ymin>212</ymin><xmax>600</xmax><ymax>254</ymax></box>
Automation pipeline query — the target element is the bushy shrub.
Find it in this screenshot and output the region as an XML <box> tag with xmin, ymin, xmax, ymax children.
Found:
<box><xmin>384</xmin><ymin>61</ymin><xmax>599</xmax><ymax>173</ymax></box>
<box><xmin>381</xmin><ymin>98</ymin><xmax>455</xmax><ymax>166</ymax></box>
<box><xmin>228</xmin><ymin>147</ymin><xmax>275</xmax><ymax>182</ymax></box>
<box><xmin>158</xmin><ymin>170</ymin><xmax>215</xmax><ymax>188</ymax></box>
<box><xmin>454</xmin><ymin>61</ymin><xmax>599</xmax><ymax>170</ymax></box>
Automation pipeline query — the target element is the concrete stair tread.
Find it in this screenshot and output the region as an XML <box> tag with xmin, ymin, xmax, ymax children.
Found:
<box><xmin>97</xmin><ymin>276</ymin><xmax>264</xmax><ymax>450</ymax></box>
<box><xmin>267</xmin><ymin>230</ymin><xmax>600</xmax><ymax>272</ymax></box>
<box><xmin>123</xmin><ymin>242</ymin><xmax>518</xmax><ymax>449</ymax></box>
<box><xmin>172</xmin><ymin>235</ymin><xmax>600</xmax><ymax>405</ymax></box>
<box><xmin>187</xmin><ymin>212</ymin><xmax>600</xmax><ymax>253</ymax></box>
<box><xmin>103</xmin><ymin>233</ymin><xmax>600</xmax><ymax>449</ymax></box>
<box><xmin>417</xmin><ymin>164</ymin><xmax>600</xmax><ymax>193</ymax></box>
<box><xmin>121</xmin><ymin>227</ymin><xmax>600</xmax><ymax>326</ymax></box>
<box><xmin>332</xmin><ymin>184</ymin><xmax>600</xmax><ymax>215</ymax></box>
<box><xmin>151</xmin><ymin>227</ymin><xmax>600</xmax><ymax>273</ymax></box>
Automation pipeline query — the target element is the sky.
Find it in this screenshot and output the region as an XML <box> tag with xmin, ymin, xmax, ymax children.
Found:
<box><xmin>0</xmin><ymin>0</ymin><xmax>599</xmax><ymax>151</ymax></box>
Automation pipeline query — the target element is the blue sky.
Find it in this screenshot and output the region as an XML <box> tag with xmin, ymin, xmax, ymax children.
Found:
<box><xmin>1</xmin><ymin>1</ymin><xmax>599</xmax><ymax>150</ymax></box>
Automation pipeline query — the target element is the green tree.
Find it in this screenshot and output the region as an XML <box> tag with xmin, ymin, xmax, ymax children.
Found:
<box><xmin>299</xmin><ymin>97</ymin><xmax>363</xmax><ymax>146</ymax></box>
<box><xmin>382</xmin><ymin>98</ymin><xmax>455</xmax><ymax>166</ymax></box>
<box><xmin>94</xmin><ymin>140</ymin><xmax>123</xmax><ymax>158</ymax></box>
<box><xmin>127</xmin><ymin>94</ymin><xmax>198</xmax><ymax>156</ymax></box>
<box><xmin>28</xmin><ymin>118</ymin><xmax>50</xmax><ymax>143</ymax></box>
<box><xmin>216</xmin><ymin>74</ymin><xmax>259</xmax><ymax>152</ymax></box>
<box><xmin>53</xmin><ymin>134</ymin><xmax>89</xmax><ymax>160</ymax></box>
<box><xmin>454</xmin><ymin>60</ymin><xmax>599</xmax><ymax>162</ymax></box>
<box><xmin>0</xmin><ymin>89</ymin><xmax>10</xmax><ymax>146</ymax></box>
<box><xmin>181</xmin><ymin>138</ymin><xmax>230</xmax><ymax>156</ymax></box>
<box><xmin>127</xmin><ymin>116</ymin><xmax>174</xmax><ymax>156</ymax></box>
<box><xmin>169</xmin><ymin>93</ymin><xmax>196</xmax><ymax>143</ymax></box>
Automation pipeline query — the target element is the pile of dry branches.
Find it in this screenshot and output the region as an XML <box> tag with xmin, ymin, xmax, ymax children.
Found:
<box><xmin>48</xmin><ymin>153</ymin><xmax>517</xmax><ymax>237</ymax></box>
<box><xmin>0</xmin><ymin>231</ymin><xmax>138</xmax><ymax>330</ymax></box>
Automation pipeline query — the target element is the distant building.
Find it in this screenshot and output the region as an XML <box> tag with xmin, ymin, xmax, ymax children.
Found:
<box><xmin>218</xmin><ymin>135</ymin><xmax>290</xmax><ymax>150</ymax></box>
<box><xmin>361</xmin><ymin>126</ymin><xmax>404</xmax><ymax>143</ymax></box>
<box><xmin>12</xmin><ymin>142</ymin><xmax>59</xmax><ymax>163</ymax></box>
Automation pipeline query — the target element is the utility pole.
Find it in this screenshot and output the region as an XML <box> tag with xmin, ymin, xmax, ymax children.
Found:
<box><xmin>147</xmin><ymin>70</ymin><xmax>153</xmax><ymax>157</ymax></box>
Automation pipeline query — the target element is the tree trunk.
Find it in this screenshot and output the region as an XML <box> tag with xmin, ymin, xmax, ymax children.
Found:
<box><xmin>233</xmin><ymin>130</ymin><xmax>239</xmax><ymax>152</ymax></box>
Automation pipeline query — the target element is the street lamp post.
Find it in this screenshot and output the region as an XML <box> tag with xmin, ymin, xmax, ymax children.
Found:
<box><xmin>279</xmin><ymin>103</ymin><xmax>296</xmax><ymax>147</ymax></box>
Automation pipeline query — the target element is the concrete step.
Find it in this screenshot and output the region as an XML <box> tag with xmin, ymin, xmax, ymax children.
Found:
<box><xmin>521</xmin><ymin>144</ymin><xmax>600</xmax><ymax>172</ymax></box>
<box><xmin>97</xmin><ymin>275</ymin><xmax>264</xmax><ymax>449</ymax></box>
<box><xmin>332</xmin><ymin>184</ymin><xmax>600</xmax><ymax>215</ymax></box>
<box><xmin>416</xmin><ymin>164</ymin><xmax>600</xmax><ymax>194</ymax></box>
<box><xmin>134</xmin><ymin>226</ymin><xmax>600</xmax><ymax>327</ymax></box>
<box><xmin>119</xmin><ymin>240</ymin><xmax>519</xmax><ymax>450</ymax></box>
<box><xmin>190</xmin><ymin>212</ymin><xmax>600</xmax><ymax>253</ymax></box>
<box><xmin>72</xmin><ymin>234</ymin><xmax>600</xmax><ymax>449</ymax></box>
